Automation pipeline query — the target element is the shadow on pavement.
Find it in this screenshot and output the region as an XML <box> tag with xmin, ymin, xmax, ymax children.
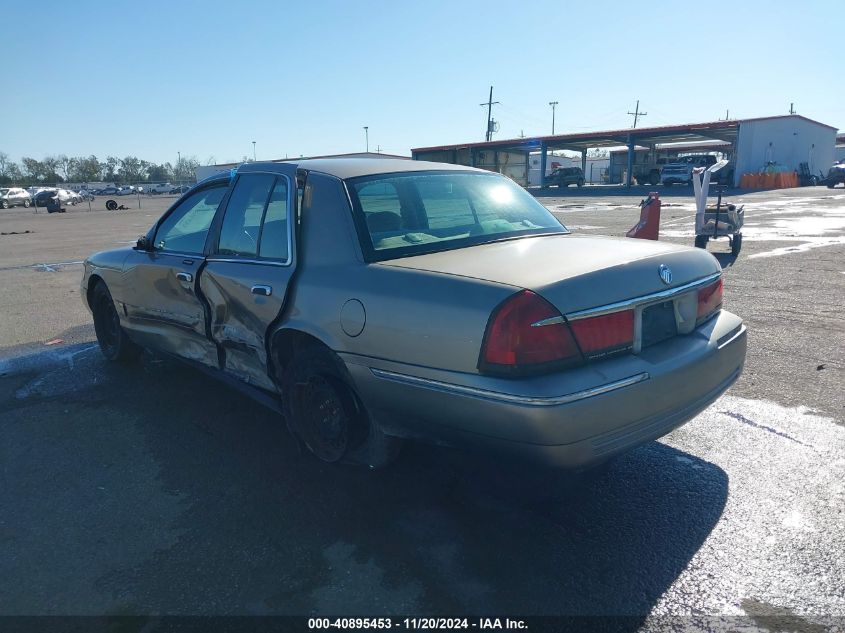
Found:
<box><xmin>1</xmin><ymin>349</ymin><xmax>729</xmax><ymax>624</ymax></box>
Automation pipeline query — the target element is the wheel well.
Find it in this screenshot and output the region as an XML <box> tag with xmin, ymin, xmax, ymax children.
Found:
<box><xmin>86</xmin><ymin>274</ymin><xmax>105</xmax><ymax>310</ymax></box>
<box><xmin>269</xmin><ymin>329</ymin><xmax>331</xmax><ymax>382</ymax></box>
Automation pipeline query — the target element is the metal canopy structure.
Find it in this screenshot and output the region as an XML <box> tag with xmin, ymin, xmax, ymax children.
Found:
<box><xmin>411</xmin><ymin>115</ymin><xmax>835</xmax><ymax>186</ymax></box>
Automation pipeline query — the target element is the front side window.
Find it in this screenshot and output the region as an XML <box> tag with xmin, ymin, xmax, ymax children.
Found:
<box><xmin>347</xmin><ymin>171</ymin><xmax>566</xmax><ymax>261</ymax></box>
<box><xmin>154</xmin><ymin>182</ymin><xmax>227</xmax><ymax>254</ymax></box>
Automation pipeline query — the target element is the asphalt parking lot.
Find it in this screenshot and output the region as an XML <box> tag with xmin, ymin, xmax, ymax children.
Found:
<box><xmin>0</xmin><ymin>187</ymin><xmax>843</xmax><ymax>629</ymax></box>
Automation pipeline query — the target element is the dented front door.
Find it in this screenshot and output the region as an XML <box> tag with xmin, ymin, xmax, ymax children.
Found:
<box><xmin>121</xmin><ymin>180</ymin><xmax>229</xmax><ymax>366</ymax></box>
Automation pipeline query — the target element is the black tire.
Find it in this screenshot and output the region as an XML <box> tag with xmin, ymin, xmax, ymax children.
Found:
<box><xmin>0</xmin><ymin>200</ymin><xmax>8</xmax><ymax>209</ymax></box>
<box><xmin>694</xmin><ymin>234</ymin><xmax>709</xmax><ymax>249</ymax></box>
<box><xmin>92</xmin><ymin>282</ymin><xmax>140</xmax><ymax>362</ymax></box>
<box><xmin>282</xmin><ymin>342</ymin><xmax>401</xmax><ymax>468</ymax></box>
<box><xmin>105</xmin><ymin>199</ymin><xmax>118</xmax><ymax>211</ymax></box>
<box><xmin>23</xmin><ymin>199</ymin><xmax>31</xmax><ymax>208</ymax></box>
<box><xmin>731</xmin><ymin>233</ymin><xmax>742</xmax><ymax>256</ymax></box>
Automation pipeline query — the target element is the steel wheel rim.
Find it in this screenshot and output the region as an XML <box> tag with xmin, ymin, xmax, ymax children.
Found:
<box><xmin>300</xmin><ymin>375</ymin><xmax>349</xmax><ymax>462</ymax></box>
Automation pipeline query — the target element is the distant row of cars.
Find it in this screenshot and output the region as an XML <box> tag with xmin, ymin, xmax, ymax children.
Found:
<box><xmin>0</xmin><ymin>187</ymin><xmax>90</xmax><ymax>209</ymax></box>
<box><xmin>0</xmin><ymin>183</ymin><xmax>193</xmax><ymax>209</ymax></box>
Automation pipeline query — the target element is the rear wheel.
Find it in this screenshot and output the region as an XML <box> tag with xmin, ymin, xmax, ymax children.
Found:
<box><xmin>0</xmin><ymin>200</ymin><xmax>8</xmax><ymax>209</ymax></box>
<box><xmin>694</xmin><ymin>234</ymin><xmax>709</xmax><ymax>249</ymax></box>
<box><xmin>92</xmin><ymin>282</ymin><xmax>140</xmax><ymax>362</ymax></box>
<box><xmin>282</xmin><ymin>342</ymin><xmax>401</xmax><ymax>468</ymax></box>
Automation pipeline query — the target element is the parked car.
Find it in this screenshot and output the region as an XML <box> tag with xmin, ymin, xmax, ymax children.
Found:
<box><xmin>169</xmin><ymin>184</ymin><xmax>191</xmax><ymax>195</ymax></box>
<box><xmin>117</xmin><ymin>186</ymin><xmax>136</xmax><ymax>196</ymax></box>
<box><xmin>545</xmin><ymin>166</ymin><xmax>585</xmax><ymax>188</ymax></box>
<box><xmin>99</xmin><ymin>186</ymin><xmax>119</xmax><ymax>195</ymax></box>
<box><xmin>78</xmin><ymin>190</ymin><xmax>95</xmax><ymax>201</ymax></box>
<box><xmin>59</xmin><ymin>189</ymin><xmax>81</xmax><ymax>205</ymax></box>
<box><xmin>144</xmin><ymin>182</ymin><xmax>174</xmax><ymax>194</ymax></box>
<box><xmin>33</xmin><ymin>189</ymin><xmax>59</xmax><ymax>208</ymax></box>
<box><xmin>662</xmin><ymin>155</ymin><xmax>720</xmax><ymax>186</ymax></box>
<box><xmin>82</xmin><ymin>159</ymin><xmax>746</xmax><ymax>469</ymax></box>
<box><xmin>824</xmin><ymin>161</ymin><xmax>845</xmax><ymax>188</ymax></box>
<box><xmin>0</xmin><ymin>187</ymin><xmax>33</xmax><ymax>209</ymax></box>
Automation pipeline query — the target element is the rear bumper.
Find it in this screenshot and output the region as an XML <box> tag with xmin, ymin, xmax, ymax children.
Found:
<box><xmin>342</xmin><ymin>310</ymin><xmax>746</xmax><ymax>468</ymax></box>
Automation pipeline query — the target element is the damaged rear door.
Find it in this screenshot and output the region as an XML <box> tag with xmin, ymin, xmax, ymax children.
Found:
<box><xmin>199</xmin><ymin>164</ymin><xmax>298</xmax><ymax>391</ymax></box>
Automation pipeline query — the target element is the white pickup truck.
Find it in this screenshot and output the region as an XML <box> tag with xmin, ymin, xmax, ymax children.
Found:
<box><xmin>142</xmin><ymin>183</ymin><xmax>174</xmax><ymax>194</ymax></box>
<box><xmin>661</xmin><ymin>155</ymin><xmax>732</xmax><ymax>186</ymax></box>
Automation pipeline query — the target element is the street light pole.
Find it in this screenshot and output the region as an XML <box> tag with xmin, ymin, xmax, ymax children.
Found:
<box><xmin>252</xmin><ymin>141</ymin><xmax>256</xmax><ymax>161</ymax></box>
<box><xmin>549</xmin><ymin>101</ymin><xmax>558</xmax><ymax>135</ymax></box>
<box><xmin>177</xmin><ymin>151</ymin><xmax>181</xmax><ymax>191</ymax></box>
<box><xmin>363</xmin><ymin>126</ymin><xmax>369</xmax><ymax>153</ymax></box>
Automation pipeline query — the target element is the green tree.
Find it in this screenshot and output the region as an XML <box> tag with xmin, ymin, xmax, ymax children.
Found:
<box><xmin>118</xmin><ymin>156</ymin><xmax>145</xmax><ymax>183</ymax></box>
<box><xmin>7</xmin><ymin>163</ymin><xmax>22</xmax><ymax>184</ymax></box>
<box><xmin>21</xmin><ymin>157</ymin><xmax>44</xmax><ymax>182</ymax></box>
<box><xmin>102</xmin><ymin>156</ymin><xmax>120</xmax><ymax>182</ymax></box>
<box><xmin>146</xmin><ymin>163</ymin><xmax>170</xmax><ymax>181</ymax></box>
<box><xmin>57</xmin><ymin>154</ymin><xmax>73</xmax><ymax>181</ymax></box>
<box><xmin>71</xmin><ymin>155</ymin><xmax>101</xmax><ymax>183</ymax></box>
<box><xmin>42</xmin><ymin>156</ymin><xmax>61</xmax><ymax>183</ymax></box>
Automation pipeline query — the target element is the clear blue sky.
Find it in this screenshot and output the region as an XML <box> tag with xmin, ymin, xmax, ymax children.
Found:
<box><xmin>3</xmin><ymin>0</ymin><xmax>841</xmax><ymax>165</ymax></box>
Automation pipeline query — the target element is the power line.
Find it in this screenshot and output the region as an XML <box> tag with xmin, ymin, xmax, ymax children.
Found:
<box><xmin>627</xmin><ymin>100</ymin><xmax>647</xmax><ymax>128</ymax></box>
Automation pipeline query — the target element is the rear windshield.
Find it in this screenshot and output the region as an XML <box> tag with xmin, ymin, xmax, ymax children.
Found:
<box><xmin>347</xmin><ymin>171</ymin><xmax>566</xmax><ymax>261</ymax></box>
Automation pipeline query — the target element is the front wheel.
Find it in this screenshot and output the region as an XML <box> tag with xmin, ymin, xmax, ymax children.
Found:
<box><xmin>0</xmin><ymin>200</ymin><xmax>8</xmax><ymax>209</ymax></box>
<box><xmin>92</xmin><ymin>283</ymin><xmax>140</xmax><ymax>362</ymax></box>
<box><xmin>23</xmin><ymin>199</ymin><xmax>31</xmax><ymax>208</ymax></box>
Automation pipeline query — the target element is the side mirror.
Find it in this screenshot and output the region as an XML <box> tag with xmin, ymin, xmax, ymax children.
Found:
<box><xmin>135</xmin><ymin>236</ymin><xmax>150</xmax><ymax>251</ymax></box>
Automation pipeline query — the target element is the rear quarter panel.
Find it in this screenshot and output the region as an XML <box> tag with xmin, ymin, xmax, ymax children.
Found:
<box><xmin>277</xmin><ymin>171</ymin><xmax>516</xmax><ymax>373</ymax></box>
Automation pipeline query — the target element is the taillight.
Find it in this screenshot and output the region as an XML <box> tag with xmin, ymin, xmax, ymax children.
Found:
<box><xmin>479</xmin><ymin>290</ymin><xmax>581</xmax><ymax>375</ymax></box>
<box><xmin>697</xmin><ymin>278</ymin><xmax>723</xmax><ymax>324</ymax></box>
<box><xmin>569</xmin><ymin>310</ymin><xmax>635</xmax><ymax>359</ymax></box>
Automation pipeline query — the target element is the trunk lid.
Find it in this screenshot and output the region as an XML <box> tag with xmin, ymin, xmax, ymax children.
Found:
<box><xmin>379</xmin><ymin>234</ymin><xmax>721</xmax><ymax>316</ymax></box>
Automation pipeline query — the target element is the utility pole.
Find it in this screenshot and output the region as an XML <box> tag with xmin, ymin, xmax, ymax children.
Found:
<box><xmin>252</xmin><ymin>141</ymin><xmax>256</xmax><ymax>161</ymax></box>
<box><xmin>480</xmin><ymin>86</ymin><xmax>499</xmax><ymax>141</ymax></box>
<box><xmin>549</xmin><ymin>101</ymin><xmax>559</xmax><ymax>135</ymax></box>
<box><xmin>628</xmin><ymin>100</ymin><xmax>647</xmax><ymax>128</ymax></box>
<box><xmin>177</xmin><ymin>151</ymin><xmax>181</xmax><ymax>190</ymax></box>
<box><xmin>789</xmin><ymin>103</ymin><xmax>796</xmax><ymax>115</ymax></box>
<box><xmin>363</xmin><ymin>126</ymin><xmax>369</xmax><ymax>152</ymax></box>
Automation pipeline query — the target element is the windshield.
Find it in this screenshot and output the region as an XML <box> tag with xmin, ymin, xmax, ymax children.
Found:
<box><xmin>347</xmin><ymin>171</ymin><xmax>566</xmax><ymax>261</ymax></box>
<box><xmin>0</xmin><ymin>189</ymin><xmax>8</xmax><ymax>195</ymax></box>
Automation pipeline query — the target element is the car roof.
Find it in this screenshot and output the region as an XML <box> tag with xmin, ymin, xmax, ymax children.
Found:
<box><xmin>236</xmin><ymin>158</ymin><xmax>487</xmax><ymax>181</ymax></box>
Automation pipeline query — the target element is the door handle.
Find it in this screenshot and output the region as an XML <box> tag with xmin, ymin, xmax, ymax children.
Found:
<box><xmin>176</xmin><ymin>272</ymin><xmax>193</xmax><ymax>283</ymax></box>
<box><xmin>251</xmin><ymin>285</ymin><xmax>272</xmax><ymax>296</ymax></box>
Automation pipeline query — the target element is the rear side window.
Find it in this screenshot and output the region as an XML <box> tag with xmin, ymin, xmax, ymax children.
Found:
<box><xmin>258</xmin><ymin>180</ymin><xmax>289</xmax><ymax>260</ymax></box>
<box><xmin>154</xmin><ymin>183</ymin><xmax>227</xmax><ymax>254</ymax></box>
<box><xmin>215</xmin><ymin>173</ymin><xmax>291</xmax><ymax>262</ymax></box>
<box><xmin>217</xmin><ymin>174</ymin><xmax>276</xmax><ymax>257</ymax></box>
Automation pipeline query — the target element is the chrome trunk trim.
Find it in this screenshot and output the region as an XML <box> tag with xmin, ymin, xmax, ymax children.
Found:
<box><xmin>563</xmin><ymin>272</ymin><xmax>721</xmax><ymax>321</ymax></box>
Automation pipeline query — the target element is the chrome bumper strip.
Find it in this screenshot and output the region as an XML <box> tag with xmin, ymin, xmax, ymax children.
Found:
<box><xmin>370</xmin><ymin>368</ymin><xmax>650</xmax><ymax>407</ymax></box>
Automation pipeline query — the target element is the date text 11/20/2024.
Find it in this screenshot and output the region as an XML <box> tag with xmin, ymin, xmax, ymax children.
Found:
<box><xmin>308</xmin><ymin>618</ymin><xmax>528</xmax><ymax>630</ymax></box>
